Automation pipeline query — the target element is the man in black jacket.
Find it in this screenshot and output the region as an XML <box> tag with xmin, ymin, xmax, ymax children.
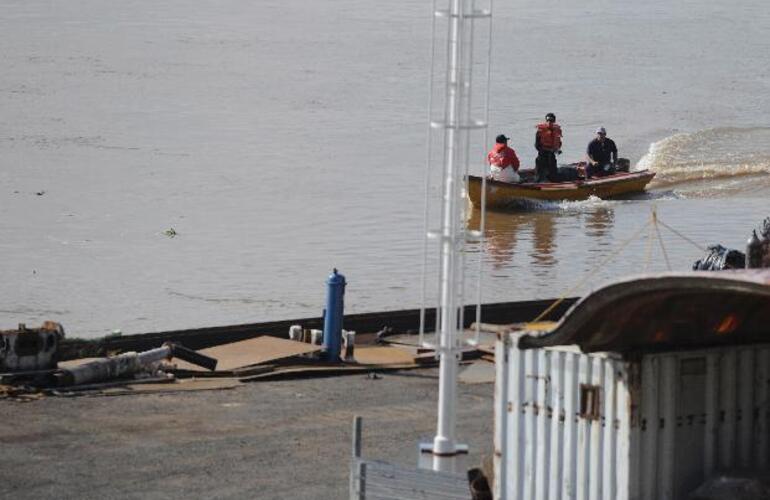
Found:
<box><xmin>586</xmin><ymin>127</ymin><xmax>618</xmax><ymax>178</ymax></box>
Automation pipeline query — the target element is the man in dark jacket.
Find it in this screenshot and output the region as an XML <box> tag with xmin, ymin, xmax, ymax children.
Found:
<box><xmin>586</xmin><ymin>127</ymin><xmax>618</xmax><ymax>178</ymax></box>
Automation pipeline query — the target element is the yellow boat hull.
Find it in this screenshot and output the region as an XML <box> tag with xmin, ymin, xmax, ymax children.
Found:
<box><xmin>467</xmin><ymin>170</ymin><xmax>656</xmax><ymax>209</ymax></box>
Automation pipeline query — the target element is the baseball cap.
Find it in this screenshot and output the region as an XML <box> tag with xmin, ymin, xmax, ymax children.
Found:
<box><xmin>496</xmin><ymin>134</ymin><xmax>509</xmax><ymax>143</ymax></box>
<box><xmin>596</xmin><ymin>127</ymin><xmax>606</xmax><ymax>135</ymax></box>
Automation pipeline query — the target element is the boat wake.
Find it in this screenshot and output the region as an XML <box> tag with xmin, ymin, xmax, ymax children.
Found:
<box><xmin>504</xmin><ymin>195</ymin><xmax>616</xmax><ymax>213</ymax></box>
<box><xmin>636</xmin><ymin>127</ymin><xmax>770</xmax><ymax>196</ymax></box>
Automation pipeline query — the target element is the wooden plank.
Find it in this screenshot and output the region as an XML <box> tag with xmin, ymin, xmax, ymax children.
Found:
<box><xmin>173</xmin><ymin>336</ymin><xmax>320</xmax><ymax>372</ymax></box>
<box><xmin>353</xmin><ymin>346</ymin><xmax>416</xmax><ymax>366</ymax></box>
<box><xmin>241</xmin><ymin>362</ymin><xmax>423</xmax><ymax>382</ymax></box>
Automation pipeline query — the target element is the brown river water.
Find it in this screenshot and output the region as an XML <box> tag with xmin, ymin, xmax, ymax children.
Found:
<box><xmin>1</xmin><ymin>0</ymin><xmax>768</xmax><ymax>338</ymax></box>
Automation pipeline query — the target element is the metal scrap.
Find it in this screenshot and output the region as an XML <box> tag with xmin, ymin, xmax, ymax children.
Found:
<box><xmin>54</xmin><ymin>342</ymin><xmax>216</xmax><ymax>386</ymax></box>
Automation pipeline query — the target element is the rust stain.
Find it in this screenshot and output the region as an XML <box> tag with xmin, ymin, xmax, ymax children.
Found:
<box><xmin>715</xmin><ymin>314</ymin><xmax>739</xmax><ymax>335</ymax></box>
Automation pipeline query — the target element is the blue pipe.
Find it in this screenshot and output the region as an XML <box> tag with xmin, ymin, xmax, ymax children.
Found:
<box><xmin>322</xmin><ymin>268</ymin><xmax>346</xmax><ymax>361</ymax></box>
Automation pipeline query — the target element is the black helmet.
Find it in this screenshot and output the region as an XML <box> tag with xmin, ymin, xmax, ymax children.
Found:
<box><xmin>495</xmin><ymin>134</ymin><xmax>509</xmax><ymax>144</ymax></box>
<box><xmin>545</xmin><ymin>113</ymin><xmax>556</xmax><ymax>122</ymax></box>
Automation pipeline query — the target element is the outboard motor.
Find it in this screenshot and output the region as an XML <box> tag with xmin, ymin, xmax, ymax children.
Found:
<box><xmin>616</xmin><ymin>158</ymin><xmax>631</xmax><ymax>172</ymax></box>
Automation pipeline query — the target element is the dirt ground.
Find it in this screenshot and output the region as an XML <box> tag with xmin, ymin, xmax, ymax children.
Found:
<box><xmin>0</xmin><ymin>369</ymin><xmax>494</xmax><ymax>499</ymax></box>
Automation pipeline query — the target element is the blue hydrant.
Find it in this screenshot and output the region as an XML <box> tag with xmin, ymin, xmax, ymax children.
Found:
<box><xmin>322</xmin><ymin>268</ymin><xmax>346</xmax><ymax>361</ymax></box>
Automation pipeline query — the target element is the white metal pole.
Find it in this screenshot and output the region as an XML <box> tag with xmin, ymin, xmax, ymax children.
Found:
<box><xmin>432</xmin><ymin>0</ymin><xmax>464</xmax><ymax>458</ymax></box>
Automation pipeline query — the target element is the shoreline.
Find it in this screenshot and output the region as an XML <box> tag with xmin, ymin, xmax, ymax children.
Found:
<box><xmin>58</xmin><ymin>297</ymin><xmax>577</xmax><ymax>360</ymax></box>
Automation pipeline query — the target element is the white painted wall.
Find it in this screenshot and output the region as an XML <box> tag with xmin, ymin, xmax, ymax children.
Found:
<box><xmin>494</xmin><ymin>334</ymin><xmax>770</xmax><ymax>500</ymax></box>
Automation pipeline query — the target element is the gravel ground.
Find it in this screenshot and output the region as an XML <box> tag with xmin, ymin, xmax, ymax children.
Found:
<box><xmin>0</xmin><ymin>369</ymin><xmax>494</xmax><ymax>499</ymax></box>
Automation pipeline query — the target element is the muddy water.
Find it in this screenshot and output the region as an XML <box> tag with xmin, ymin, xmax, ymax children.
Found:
<box><xmin>0</xmin><ymin>0</ymin><xmax>768</xmax><ymax>338</ymax></box>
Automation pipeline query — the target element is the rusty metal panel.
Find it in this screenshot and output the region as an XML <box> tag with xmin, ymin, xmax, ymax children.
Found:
<box><xmin>518</xmin><ymin>271</ymin><xmax>770</xmax><ymax>354</ymax></box>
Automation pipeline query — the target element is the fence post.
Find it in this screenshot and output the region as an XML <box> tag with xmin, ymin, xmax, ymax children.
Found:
<box><xmin>350</xmin><ymin>416</ymin><xmax>363</xmax><ymax>499</ymax></box>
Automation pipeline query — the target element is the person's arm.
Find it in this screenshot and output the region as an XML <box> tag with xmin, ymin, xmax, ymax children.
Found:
<box><xmin>511</xmin><ymin>150</ymin><xmax>520</xmax><ymax>171</ymax></box>
<box><xmin>610</xmin><ymin>140</ymin><xmax>618</xmax><ymax>164</ymax></box>
<box><xmin>535</xmin><ymin>132</ymin><xmax>542</xmax><ymax>152</ymax></box>
<box><xmin>586</xmin><ymin>141</ymin><xmax>597</xmax><ymax>164</ymax></box>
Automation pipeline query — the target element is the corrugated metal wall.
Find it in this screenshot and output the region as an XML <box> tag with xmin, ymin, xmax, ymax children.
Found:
<box><xmin>495</xmin><ymin>335</ymin><xmax>770</xmax><ymax>500</ymax></box>
<box><xmin>636</xmin><ymin>346</ymin><xmax>770</xmax><ymax>499</ymax></box>
<box><xmin>494</xmin><ymin>335</ymin><xmax>633</xmax><ymax>500</ymax></box>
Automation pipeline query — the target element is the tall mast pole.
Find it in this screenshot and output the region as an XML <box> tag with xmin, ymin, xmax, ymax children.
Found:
<box><xmin>420</xmin><ymin>0</ymin><xmax>492</xmax><ymax>471</ymax></box>
<box><xmin>433</xmin><ymin>0</ymin><xmax>464</xmax><ymax>458</ymax></box>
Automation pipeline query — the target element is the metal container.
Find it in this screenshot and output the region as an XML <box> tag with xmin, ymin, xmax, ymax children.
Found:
<box><xmin>494</xmin><ymin>332</ymin><xmax>770</xmax><ymax>500</ymax></box>
<box><xmin>0</xmin><ymin>322</ymin><xmax>64</xmax><ymax>372</ymax></box>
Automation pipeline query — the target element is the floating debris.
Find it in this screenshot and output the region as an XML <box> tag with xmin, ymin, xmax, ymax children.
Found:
<box><xmin>163</xmin><ymin>227</ymin><xmax>177</xmax><ymax>238</ymax></box>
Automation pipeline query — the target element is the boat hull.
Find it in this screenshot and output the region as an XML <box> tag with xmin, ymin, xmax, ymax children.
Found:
<box><xmin>467</xmin><ymin>170</ymin><xmax>656</xmax><ymax>209</ymax></box>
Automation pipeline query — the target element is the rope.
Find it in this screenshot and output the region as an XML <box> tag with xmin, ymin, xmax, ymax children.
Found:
<box><xmin>531</xmin><ymin>207</ymin><xmax>708</xmax><ymax>325</ymax></box>
<box><xmin>654</xmin><ymin>217</ymin><xmax>673</xmax><ymax>271</ymax></box>
<box><xmin>650</xmin><ymin>208</ymin><xmax>672</xmax><ymax>271</ymax></box>
<box><xmin>642</xmin><ymin>219</ymin><xmax>656</xmax><ymax>272</ymax></box>
<box><xmin>656</xmin><ymin>218</ymin><xmax>707</xmax><ymax>252</ymax></box>
<box><xmin>531</xmin><ymin>217</ymin><xmax>652</xmax><ymax>323</ymax></box>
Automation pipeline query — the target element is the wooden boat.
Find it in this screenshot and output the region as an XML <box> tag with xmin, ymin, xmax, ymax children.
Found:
<box><xmin>467</xmin><ymin>166</ymin><xmax>656</xmax><ymax>209</ymax></box>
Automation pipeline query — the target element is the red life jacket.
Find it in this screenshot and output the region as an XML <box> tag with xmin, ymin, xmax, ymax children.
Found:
<box><xmin>536</xmin><ymin>123</ymin><xmax>562</xmax><ymax>151</ymax></box>
<box><xmin>487</xmin><ymin>143</ymin><xmax>520</xmax><ymax>170</ymax></box>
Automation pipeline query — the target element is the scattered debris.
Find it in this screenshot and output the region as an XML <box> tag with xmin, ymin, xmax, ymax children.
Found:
<box><xmin>375</xmin><ymin>326</ymin><xmax>396</xmax><ymax>343</ymax></box>
<box><xmin>163</xmin><ymin>227</ymin><xmax>177</xmax><ymax>238</ymax></box>
<box><xmin>695</xmin><ymin>217</ymin><xmax>770</xmax><ymax>270</ymax></box>
<box><xmin>0</xmin><ymin>315</ymin><xmax>508</xmax><ymax>400</ymax></box>
<box><xmin>54</xmin><ymin>342</ymin><xmax>216</xmax><ymax>386</ymax></box>
<box><xmin>35</xmin><ymin>190</ymin><xmax>45</xmax><ymax>196</ymax></box>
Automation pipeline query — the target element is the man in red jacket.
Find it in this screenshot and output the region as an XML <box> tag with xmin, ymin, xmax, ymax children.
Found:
<box><xmin>487</xmin><ymin>134</ymin><xmax>520</xmax><ymax>183</ymax></box>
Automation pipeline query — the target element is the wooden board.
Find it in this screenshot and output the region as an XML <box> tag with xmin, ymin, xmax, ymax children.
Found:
<box><xmin>174</xmin><ymin>336</ymin><xmax>320</xmax><ymax>372</ymax></box>
<box><xmin>353</xmin><ymin>346</ymin><xmax>416</xmax><ymax>365</ymax></box>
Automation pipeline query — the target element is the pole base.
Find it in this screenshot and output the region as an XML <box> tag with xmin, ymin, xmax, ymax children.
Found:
<box><xmin>418</xmin><ymin>442</ymin><xmax>469</xmax><ymax>473</ymax></box>
<box><xmin>419</xmin><ymin>442</ymin><xmax>469</xmax><ymax>456</ymax></box>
